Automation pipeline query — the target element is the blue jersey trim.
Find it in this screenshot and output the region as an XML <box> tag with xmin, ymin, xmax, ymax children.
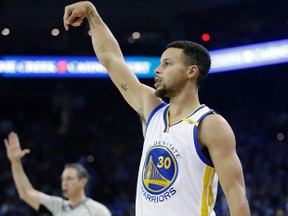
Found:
<box><xmin>145</xmin><ymin>102</ymin><xmax>167</xmax><ymax>133</ymax></box>
<box><xmin>165</xmin><ymin>104</ymin><xmax>206</xmax><ymax>129</ymax></box>
<box><xmin>193</xmin><ymin>110</ymin><xmax>216</xmax><ymax>167</ymax></box>
<box><xmin>189</xmin><ymin>104</ymin><xmax>206</xmax><ymax>117</ymax></box>
<box><xmin>163</xmin><ymin>105</ymin><xmax>170</xmax><ymax>132</ymax></box>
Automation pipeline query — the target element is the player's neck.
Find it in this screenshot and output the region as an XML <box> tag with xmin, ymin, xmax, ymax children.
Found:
<box><xmin>169</xmin><ymin>90</ymin><xmax>200</xmax><ymax>119</ymax></box>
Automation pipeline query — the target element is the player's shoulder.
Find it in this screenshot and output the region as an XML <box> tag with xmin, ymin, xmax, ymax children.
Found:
<box><xmin>201</xmin><ymin>109</ymin><xmax>230</xmax><ymax>127</ymax></box>
<box><xmin>198</xmin><ymin>113</ymin><xmax>236</xmax><ymax>151</ymax></box>
<box><xmin>199</xmin><ymin>112</ymin><xmax>234</xmax><ymax>138</ymax></box>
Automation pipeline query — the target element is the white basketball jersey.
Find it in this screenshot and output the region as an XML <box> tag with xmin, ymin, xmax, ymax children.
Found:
<box><xmin>136</xmin><ymin>103</ymin><xmax>218</xmax><ymax>216</ymax></box>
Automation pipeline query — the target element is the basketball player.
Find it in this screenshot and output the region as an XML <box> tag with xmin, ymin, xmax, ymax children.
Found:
<box><xmin>63</xmin><ymin>1</ymin><xmax>251</xmax><ymax>215</ymax></box>
<box><xmin>4</xmin><ymin>131</ymin><xmax>111</xmax><ymax>216</ymax></box>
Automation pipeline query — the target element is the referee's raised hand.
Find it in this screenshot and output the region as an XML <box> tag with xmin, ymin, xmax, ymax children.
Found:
<box><xmin>4</xmin><ymin>132</ymin><xmax>30</xmax><ymax>163</ymax></box>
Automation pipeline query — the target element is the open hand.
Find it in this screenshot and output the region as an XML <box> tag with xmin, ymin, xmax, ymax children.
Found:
<box><xmin>4</xmin><ymin>132</ymin><xmax>30</xmax><ymax>163</ymax></box>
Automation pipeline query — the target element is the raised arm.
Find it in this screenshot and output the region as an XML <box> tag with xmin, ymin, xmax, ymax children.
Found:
<box><xmin>63</xmin><ymin>1</ymin><xmax>162</xmax><ymax>121</ymax></box>
<box><xmin>4</xmin><ymin>132</ymin><xmax>40</xmax><ymax>210</ymax></box>
<box><xmin>198</xmin><ymin>115</ymin><xmax>251</xmax><ymax>216</ymax></box>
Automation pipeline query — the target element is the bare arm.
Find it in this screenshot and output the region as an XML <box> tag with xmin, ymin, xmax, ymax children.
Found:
<box><xmin>4</xmin><ymin>132</ymin><xmax>40</xmax><ymax>210</ymax></box>
<box><xmin>63</xmin><ymin>1</ymin><xmax>162</xmax><ymax>121</ymax></box>
<box><xmin>198</xmin><ymin>115</ymin><xmax>251</xmax><ymax>216</ymax></box>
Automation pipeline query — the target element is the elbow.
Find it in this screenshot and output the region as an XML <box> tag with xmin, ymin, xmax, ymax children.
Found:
<box><xmin>18</xmin><ymin>189</ymin><xmax>34</xmax><ymax>202</ymax></box>
<box><xmin>19</xmin><ymin>191</ymin><xmax>29</xmax><ymax>202</ymax></box>
<box><xmin>98</xmin><ymin>55</ymin><xmax>111</xmax><ymax>68</ymax></box>
<box><xmin>97</xmin><ymin>53</ymin><xmax>117</xmax><ymax>69</ymax></box>
<box><xmin>18</xmin><ymin>189</ymin><xmax>40</xmax><ymax>210</ymax></box>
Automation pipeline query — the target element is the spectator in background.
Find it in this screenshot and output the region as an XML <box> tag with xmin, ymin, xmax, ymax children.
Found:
<box><xmin>3</xmin><ymin>131</ymin><xmax>112</xmax><ymax>216</ymax></box>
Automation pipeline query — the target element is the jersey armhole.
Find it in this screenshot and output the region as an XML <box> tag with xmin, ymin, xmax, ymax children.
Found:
<box><xmin>193</xmin><ymin>110</ymin><xmax>217</xmax><ymax>167</ymax></box>
<box><xmin>145</xmin><ymin>102</ymin><xmax>167</xmax><ymax>134</ymax></box>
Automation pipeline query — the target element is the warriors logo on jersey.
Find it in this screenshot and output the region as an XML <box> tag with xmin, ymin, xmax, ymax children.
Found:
<box><xmin>141</xmin><ymin>145</ymin><xmax>178</xmax><ymax>202</ymax></box>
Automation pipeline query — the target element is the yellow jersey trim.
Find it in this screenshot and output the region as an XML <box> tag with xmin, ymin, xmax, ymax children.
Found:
<box><xmin>201</xmin><ymin>166</ymin><xmax>216</xmax><ymax>216</ymax></box>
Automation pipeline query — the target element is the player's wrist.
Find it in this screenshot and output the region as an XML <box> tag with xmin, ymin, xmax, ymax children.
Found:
<box><xmin>84</xmin><ymin>2</ymin><xmax>95</xmax><ymax>17</ymax></box>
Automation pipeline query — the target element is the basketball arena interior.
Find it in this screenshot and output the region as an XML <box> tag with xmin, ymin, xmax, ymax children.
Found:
<box><xmin>0</xmin><ymin>0</ymin><xmax>287</xmax><ymax>215</ymax></box>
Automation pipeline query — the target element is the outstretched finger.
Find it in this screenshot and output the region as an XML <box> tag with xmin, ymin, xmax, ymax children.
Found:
<box><xmin>3</xmin><ymin>138</ymin><xmax>9</xmax><ymax>148</ymax></box>
<box><xmin>63</xmin><ymin>5</ymin><xmax>73</xmax><ymax>31</ymax></box>
<box><xmin>21</xmin><ymin>149</ymin><xmax>31</xmax><ymax>157</ymax></box>
<box><xmin>8</xmin><ymin>132</ymin><xmax>20</xmax><ymax>147</ymax></box>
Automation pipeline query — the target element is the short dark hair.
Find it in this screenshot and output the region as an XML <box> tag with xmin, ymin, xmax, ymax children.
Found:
<box><xmin>64</xmin><ymin>163</ymin><xmax>90</xmax><ymax>182</ymax></box>
<box><xmin>166</xmin><ymin>40</ymin><xmax>211</xmax><ymax>87</ymax></box>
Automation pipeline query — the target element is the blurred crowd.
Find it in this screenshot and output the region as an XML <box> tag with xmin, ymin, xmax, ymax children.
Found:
<box><xmin>0</xmin><ymin>65</ymin><xmax>287</xmax><ymax>216</ymax></box>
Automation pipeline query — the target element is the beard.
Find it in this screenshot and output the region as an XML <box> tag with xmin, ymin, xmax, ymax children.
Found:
<box><xmin>155</xmin><ymin>77</ymin><xmax>183</xmax><ymax>99</ymax></box>
<box><xmin>154</xmin><ymin>88</ymin><xmax>168</xmax><ymax>98</ymax></box>
<box><xmin>155</xmin><ymin>81</ymin><xmax>180</xmax><ymax>99</ymax></box>
<box><xmin>155</xmin><ymin>85</ymin><xmax>179</xmax><ymax>99</ymax></box>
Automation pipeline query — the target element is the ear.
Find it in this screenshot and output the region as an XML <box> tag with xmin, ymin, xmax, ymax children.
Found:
<box><xmin>80</xmin><ymin>177</ymin><xmax>88</xmax><ymax>187</ymax></box>
<box><xmin>187</xmin><ymin>65</ymin><xmax>198</xmax><ymax>79</ymax></box>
